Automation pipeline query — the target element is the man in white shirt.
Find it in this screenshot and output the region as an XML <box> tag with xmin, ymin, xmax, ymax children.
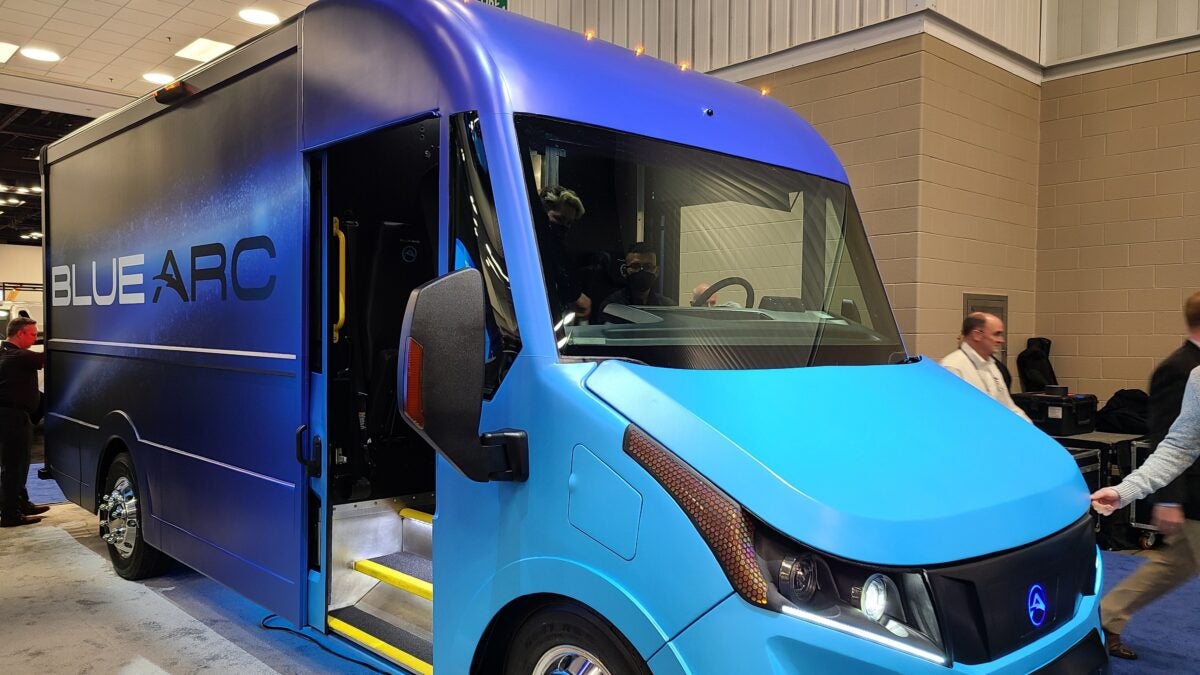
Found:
<box><xmin>940</xmin><ymin>312</ymin><xmax>1032</xmax><ymax>422</ymax></box>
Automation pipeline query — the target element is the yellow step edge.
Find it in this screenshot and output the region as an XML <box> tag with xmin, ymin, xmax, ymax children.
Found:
<box><xmin>354</xmin><ymin>558</ymin><xmax>434</xmax><ymax>601</ymax></box>
<box><xmin>327</xmin><ymin>615</ymin><xmax>432</xmax><ymax>675</ymax></box>
<box><xmin>399</xmin><ymin>507</ymin><xmax>433</xmax><ymax>524</ymax></box>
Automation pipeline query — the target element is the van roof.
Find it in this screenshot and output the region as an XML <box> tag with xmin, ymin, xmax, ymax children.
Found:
<box><xmin>50</xmin><ymin>0</ymin><xmax>846</xmax><ymax>184</ymax></box>
<box><xmin>304</xmin><ymin>0</ymin><xmax>846</xmax><ymax>182</ymax></box>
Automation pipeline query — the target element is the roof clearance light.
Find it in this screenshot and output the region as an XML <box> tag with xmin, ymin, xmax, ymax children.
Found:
<box><xmin>143</xmin><ymin>72</ymin><xmax>174</xmax><ymax>85</ymax></box>
<box><xmin>238</xmin><ymin>8</ymin><xmax>280</xmax><ymax>26</ymax></box>
<box><xmin>584</xmin><ymin>30</ymin><xmax>596</xmax><ymax>40</ymax></box>
<box><xmin>0</xmin><ymin>42</ymin><xmax>18</xmax><ymax>64</ymax></box>
<box><xmin>679</xmin><ymin>61</ymin><xmax>690</xmax><ymax>71</ymax></box>
<box><xmin>760</xmin><ymin>87</ymin><xmax>770</xmax><ymax>95</ymax></box>
<box><xmin>634</xmin><ymin>45</ymin><xmax>645</xmax><ymax>56</ymax></box>
<box><xmin>20</xmin><ymin>47</ymin><xmax>60</xmax><ymax>62</ymax></box>
<box><xmin>176</xmin><ymin>38</ymin><xmax>235</xmax><ymax>62</ymax></box>
<box><xmin>154</xmin><ymin>80</ymin><xmax>197</xmax><ymax>105</ymax></box>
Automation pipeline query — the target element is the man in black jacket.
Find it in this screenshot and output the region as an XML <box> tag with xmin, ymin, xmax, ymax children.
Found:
<box><xmin>0</xmin><ymin>316</ymin><xmax>48</xmax><ymax>527</ymax></box>
<box><xmin>1099</xmin><ymin>290</ymin><xmax>1200</xmax><ymax>659</ymax></box>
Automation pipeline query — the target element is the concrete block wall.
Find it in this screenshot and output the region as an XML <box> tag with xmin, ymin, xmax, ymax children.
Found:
<box><xmin>915</xmin><ymin>36</ymin><xmax>1041</xmax><ymax>363</ymax></box>
<box><xmin>1038</xmin><ymin>54</ymin><xmax>1200</xmax><ymax>400</ymax></box>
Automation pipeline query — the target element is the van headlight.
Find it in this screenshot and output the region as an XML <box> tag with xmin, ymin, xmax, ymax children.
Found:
<box><xmin>861</xmin><ymin>573</ymin><xmax>899</xmax><ymax>622</ymax></box>
<box><xmin>624</xmin><ymin>425</ymin><xmax>947</xmax><ymax>666</ymax></box>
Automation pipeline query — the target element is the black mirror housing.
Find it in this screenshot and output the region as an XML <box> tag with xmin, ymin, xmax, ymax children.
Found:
<box><xmin>398</xmin><ymin>268</ymin><xmax>526</xmax><ymax>482</ymax></box>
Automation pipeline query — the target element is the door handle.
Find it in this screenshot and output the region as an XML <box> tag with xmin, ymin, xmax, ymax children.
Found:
<box><xmin>295</xmin><ymin>425</ymin><xmax>322</xmax><ymax>477</ymax></box>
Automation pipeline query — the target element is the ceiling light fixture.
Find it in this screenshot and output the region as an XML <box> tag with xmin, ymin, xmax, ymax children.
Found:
<box><xmin>143</xmin><ymin>72</ymin><xmax>174</xmax><ymax>85</ymax></box>
<box><xmin>31</xmin><ymin>187</ymin><xmax>42</xmax><ymax>193</ymax></box>
<box><xmin>176</xmin><ymin>38</ymin><xmax>235</xmax><ymax>62</ymax></box>
<box><xmin>0</xmin><ymin>42</ymin><xmax>18</xmax><ymax>64</ymax></box>
<box><xmin>239</xmin><ymin>8</ymin><xmax>280</xmax><ymax>26</ymax></box>
<box><xmin>15</xmin><ymin>187</ymin><xmax>29</xmax><ymax>193</ymax></box>
<box><xmin>20</xmin><ymin>47</ymin><xmax>61</xmax><ymax>62</ymax></box>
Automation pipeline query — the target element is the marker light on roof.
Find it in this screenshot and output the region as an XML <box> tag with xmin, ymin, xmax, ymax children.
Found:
<box><xmin>585</xmin><ymin>30</ymin><xmax>595</xmax><ymax>40</ymax></box>
<box><xmin>634</xmin><ymin>46</ymin><xmax>645</xmax><ymax>56</ymax></box>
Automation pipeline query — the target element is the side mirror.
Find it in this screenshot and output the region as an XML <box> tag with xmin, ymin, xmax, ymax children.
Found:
<box><xmin>398</xmin><ymin>268</ymin><xmax>527</xmax><ymax>482</ymax></box>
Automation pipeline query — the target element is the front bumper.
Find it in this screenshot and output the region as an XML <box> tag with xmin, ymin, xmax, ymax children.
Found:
<box><xmin>649</xmin><ymin>589</ymin><xmax>1103</xmax><ymax>674</ymax></box>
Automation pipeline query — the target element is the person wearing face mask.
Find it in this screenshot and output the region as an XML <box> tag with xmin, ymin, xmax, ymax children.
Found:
<box><xmin>536</xmin><ymin>185</ymin><xmax>592</xmax><ymax>321</ymax></box>
<box><xmin>597</xmin><ymin>242</ymin><xmax>675</xmax><ymax>319</ymax></box>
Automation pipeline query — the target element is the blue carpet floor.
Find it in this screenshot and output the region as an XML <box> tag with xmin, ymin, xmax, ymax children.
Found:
<box><xmin>1102</xmin><ymin>549</ymin><xmax>1200</xmax><ymax>674</ymax></box>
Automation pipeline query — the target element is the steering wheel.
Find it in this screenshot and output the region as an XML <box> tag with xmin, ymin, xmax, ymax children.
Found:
<box><xmin>692</xmin><ymin>276</ymin><xmax>754</xmax><ymax>309</ymax></box>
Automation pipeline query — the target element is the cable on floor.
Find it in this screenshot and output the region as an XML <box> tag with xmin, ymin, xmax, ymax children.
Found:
<box><xmin>259</xmin><ymin>613</ymin><xmax>390</xmax><ymax>674</ymax></box>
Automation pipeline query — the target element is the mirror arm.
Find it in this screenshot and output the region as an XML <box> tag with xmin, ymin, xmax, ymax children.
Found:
<box><xmin>479</xmin><ymin>429</ymin><xmax>529</xmax><ymax>482</ymax></box>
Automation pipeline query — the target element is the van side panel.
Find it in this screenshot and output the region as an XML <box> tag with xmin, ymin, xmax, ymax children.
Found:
<box><xmin>433</xmin><ymin>359</ymin><xmax>736</xmax><ymax>672</ymax></box>
<box><xmin>44</xmin><ymin>53</ymin><xmax>310</xmax><ymax>624</ymax></box>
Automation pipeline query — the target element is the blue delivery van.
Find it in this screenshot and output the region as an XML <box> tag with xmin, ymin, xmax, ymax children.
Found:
<box><xmin>41</xmin><ymin>0</ymin><xmax>1107</xmax><ymax>672</ymax></box>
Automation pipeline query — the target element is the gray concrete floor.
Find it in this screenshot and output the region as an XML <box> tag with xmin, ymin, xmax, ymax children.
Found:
<box><xmin>2</xmin><ymin>432</ymin><xmax>379</xmax><ymax>675</ymax></box>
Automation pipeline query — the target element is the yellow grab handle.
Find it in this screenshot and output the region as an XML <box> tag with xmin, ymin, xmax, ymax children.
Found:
<box><xmin>333</xmin><ymin>217</ymin><xmax>346</xmax><ymax>343</ymax></box>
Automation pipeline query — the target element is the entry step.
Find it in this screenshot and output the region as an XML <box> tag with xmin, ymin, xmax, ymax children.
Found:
<box><xmin>353</xmin><ymin>551</ymin><xmax>433</xmax><ymax>601</ymax></box>
<box><xmin>329</xmin><ymin>606</ymin><xmax>433</xmax><ymax>675</ymax></box>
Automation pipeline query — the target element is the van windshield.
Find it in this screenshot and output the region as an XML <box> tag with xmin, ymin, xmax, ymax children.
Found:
<box><xmin>515</xmin><ymin>114</ymin><xmax>906</xmax><ymax>369</ymax></box>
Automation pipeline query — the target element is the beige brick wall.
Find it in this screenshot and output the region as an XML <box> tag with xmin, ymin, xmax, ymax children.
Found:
<box><xmin>916</xmin><ymin>37</ymin><xmax>1040</xmax><ymax>362</ymax></box>
<box><xmin>1039</xmin><ymin>54</ymin><xmax>1200</xmax><ymax>401</ymax></box>
<box><xmin>744</xmin><ymin>35</ymin><xmax>1040</xmax><ymax>366</ymax></box>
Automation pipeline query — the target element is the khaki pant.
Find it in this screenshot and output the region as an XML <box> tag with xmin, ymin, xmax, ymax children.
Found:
<box><xmin>1100</xmin><ymin>518</ymin><xmax>1200</xmax><ymax>635</ymax></box>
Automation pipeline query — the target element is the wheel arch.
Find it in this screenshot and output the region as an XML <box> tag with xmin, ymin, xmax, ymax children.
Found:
<box><xmin>90</xmin><ymin>411</ymin><xmax>153</xmax><ymax>531</ymax></box>
<box><xmin>449</xmin><ymin>557</ymin><xmax>674</xmax><ymax>673</ymax></box>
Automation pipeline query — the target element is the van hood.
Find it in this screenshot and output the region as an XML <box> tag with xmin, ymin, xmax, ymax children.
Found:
<box><xmin>584</xmin><ymin>358</ymin><xmax>1088</xmax><ymax>565</ymax></box>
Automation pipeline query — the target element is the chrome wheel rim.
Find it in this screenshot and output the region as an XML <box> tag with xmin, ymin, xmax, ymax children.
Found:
<box><xmin>532</xmin><ymin>645</ymin><xmax>610</xmax><ymax>675</ymax></box>
<box><xmin>99</xmin><ymin>476</ymin><xmax>138</xmax><ymax>559</ymax></box>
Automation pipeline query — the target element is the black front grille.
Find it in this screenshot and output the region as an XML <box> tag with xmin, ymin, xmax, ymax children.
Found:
<box><xmin>926</xmin><ymin>515</ymin><xmax>1096</xmax><ymax>665</ymax></box>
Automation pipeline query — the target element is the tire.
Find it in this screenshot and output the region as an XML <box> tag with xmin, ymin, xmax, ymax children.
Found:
<box><xmin>99</xmin><ymin>452</ymin><xmax>167</xmax><ymax>580</ymax></box>
<box><xmin>503</xmin><ymin>603</ymin><xmax>651</xmax><ymax>675</ymax></box>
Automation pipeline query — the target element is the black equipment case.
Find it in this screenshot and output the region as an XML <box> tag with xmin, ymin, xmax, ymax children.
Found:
<box><xmin>1014</xmin><ymin>387</ymin><xmax>1098</xmax><ymax>436</ymax></box>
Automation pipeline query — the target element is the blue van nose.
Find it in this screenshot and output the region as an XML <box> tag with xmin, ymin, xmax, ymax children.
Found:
<box><xmin>586</xmin><ymin>357</ymin><xmax>1089</xmax><ymax>565</ymax></box>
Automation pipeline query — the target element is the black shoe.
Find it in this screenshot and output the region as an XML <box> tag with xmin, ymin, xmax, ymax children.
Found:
<box><xmin>0</xmin><ymin>514</ymin><xmax>43</xmax><ymax>528</ymax></box>
<box><xmin>20</xmin><ymin>503</ymin><xmax>49</xmax><ymax>516</ymax></box>
<box><xmin>1104</xmin><ymin>630</ymin><xmax>1138</xmax><ymax>660</ymax></box>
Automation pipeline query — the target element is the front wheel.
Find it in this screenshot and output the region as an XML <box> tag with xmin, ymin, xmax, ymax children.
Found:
<box><xmin>504</xmin><ymin>603</ymin><xmax>650</xmax><ymax>675</ymax></box>
<box><xmin>99</xmin><ymin>452</ymin><xmax>167</xmax><ymax>579</ymax></box>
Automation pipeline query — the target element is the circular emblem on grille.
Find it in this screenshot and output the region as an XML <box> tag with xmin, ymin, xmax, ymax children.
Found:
<box><xmin>402</xmin><ymin>245</ymin><xmax>419</xmax><ymax>263</ymax></box>
<box><xmin>1027</xmin><ymin>583</ymin><xmax>1047</xmax><ymax>627</ymax></box>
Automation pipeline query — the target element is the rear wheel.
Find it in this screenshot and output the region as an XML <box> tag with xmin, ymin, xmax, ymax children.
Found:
<box><xmin>503</xmin><ymin>603</ymin><xmax>650</xmax><ymax>675</ymax></box>
<box><xmin>99</xmin><ymin>452</ymin><xmax>167</xmax><ymax>579</ymax></box>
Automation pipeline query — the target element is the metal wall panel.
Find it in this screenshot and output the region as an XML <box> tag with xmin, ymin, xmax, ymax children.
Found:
<box><xmin>508</xmin><ymin>1</ymin><xmax>1043</xmax><ymax>71</ymax></box>
<box><xmin>1047</xmin><ymin>0</ymin><xmax>1200</xmax><ymax>64</ymax></box>
<box><xmin>932</xmin><ymin>0</ymin><xmax>1041</xmax><ymax>60</ymax></box>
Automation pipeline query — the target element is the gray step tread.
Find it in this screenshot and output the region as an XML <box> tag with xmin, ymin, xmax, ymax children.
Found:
<box><xmin>368</xmin><ymin>550</ymin><xmax>433</xmax><ymax>585</ymax></box>
<box><xmin>329</xmin><ymin>605</ymin><xmax>433</xmax><ymax>664</ymax></box>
